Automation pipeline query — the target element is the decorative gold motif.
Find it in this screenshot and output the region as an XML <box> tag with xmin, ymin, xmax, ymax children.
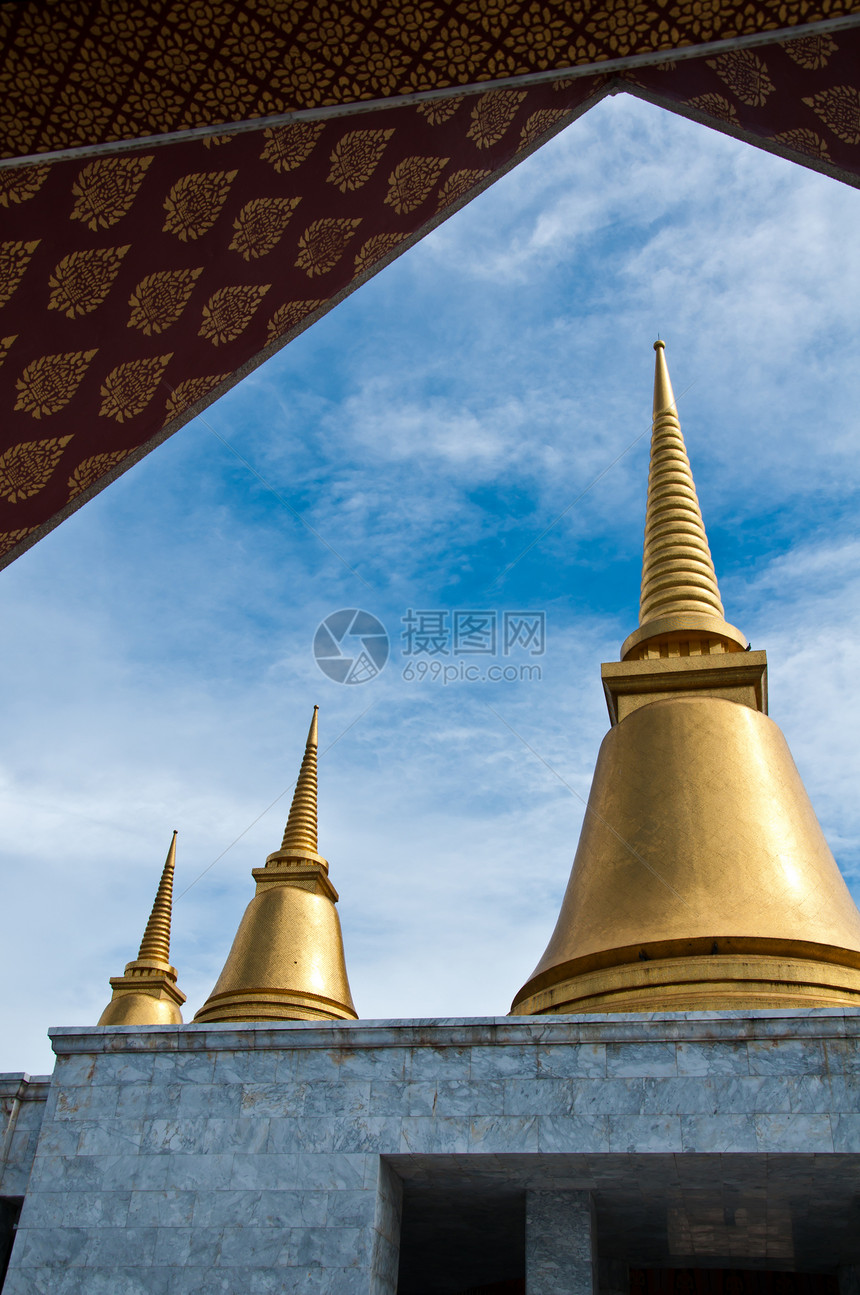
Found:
<box><xmin>707</xmin><ymin>49</ymin><xmax>775</xmax><ymax>107</ymax></box>
<box><xmin>467</xmin><ymin>89</ymin><xmax>527</xmax><ymax>148</ymax></box>
<box><xmin>266</xmin><ymin>299</ymin><xmax>323</xmax><ymax>343</ymax></box>
<box><xmin>327</xmin><ymin>128</ymin><xmax>396</xmax><ymax>192</ymax></box>
<box><xmin>803</xmin><ymin>86</ymin><xmax>860</xmax><ymax>144</ymax></box>
<box><xmin>782</xmin><ymin>32</ymin><xmax>838</xmax><ymax>68</ymax></box>
<box><xmin>0</xmin><ymin>164</ymin><xmax>49</xmax><ymax>207</ymax></box>
<box><xmin>199</xmin><ymin>285</ymin><xmax>270</xmax><ymax>344</ymax></box>
<box><xmin>0</xmin><ymin>434</ymin><xmax>73</xmax><ymax>502</ymax></box>
<box><xmin>203</xmin><ymin>133</ymin><xmax>234</xmax><ymax>148</ymax></box>
<box><xmin>518</xmin><ymin>107</ymin><xmax>570</xmax><ymax>151</ymax></box>
<box><xmin>67</xmin><ymin>448</ymin><xmax>131</xmax><ymax>499</ymax></box>
<box><xmin>385</xmin><ymin>155</ymin><xmax>449</xmax><ymax>214</ymax></box>
<box><xmin>688</xmin><ymin>92</ymin><xmax>740</xmax><ymax>124</ymax></box>
<box><xmin>0</xmin><ymin>240</ymin><xmax>40</xmax><ymax>310</ymax></box>
<box><xmin>775</xmin><ymin>127</ymin><xmax>831</xmax><ymax>158</ymax></box>
<box><xmin>417</xmin><ymin>94</ymin><xmax>463</xmax><ymax>123</ymax></box>
<box><xmin>0</xmin><ymin>528</ymin><xmax>34</xmax><ymax>558</ymax></box>
<box><xmin>14</xmin><ymin>350</ymin><xmax>97</xmax><ymax>418</ymax></box>
<box><xmin>436</xmin><ymin>167</ymin><xmax>490</xmax><ymax>210</ymax></box>
<box><xmin>162</xmin><ymin>169</ymin><xmax>238</xmax><ymax>242</ymax></box>
<box><xmin>70</xmin><ymin>155</ymin><xmax>153</xmax><ymax>231</ymax></box>
<box><xmin>229</xmin><ymin>197</ymin><xmax>302</xmax><ymax>260</ymax></box>
<box><xmin>260</xmin><ymin>121</ymin><xmax>325</xmax><ymax>173</ymax></box>
<box><xmin>47</xmin><ymin>246</ymin><xmax>130</xmax><ymax>319</ymax></box>
<box><xmin>127</xmin><ymin>267</ymin><xmax>203</xmax><ymax>334</ymax></box>
<box><xmin>99</xmin><ymin>353</ymin><xmax>173</xmax><ymax>422</ymax></box>
<box><xmin>0</xmin><ymin>335</ymin><xmax>17</xmax><ymax>367</ymax></box>
<box><xmin>164</xmin><ymin>373</ymin><xmax>230</xmax><ymax>421</ymax></box>
<box><xmin>295</xmin><ymin>218</ymin><xmax>362</xmax><ymax>277</ymax></box>
<box><xmin>354</xmin><ymin>232</ymin><xmax>405</xmax><ymax>275</ymax></box>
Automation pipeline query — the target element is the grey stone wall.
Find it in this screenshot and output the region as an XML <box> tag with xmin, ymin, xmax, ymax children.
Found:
<box><xmin>1</xmin><ymin>1073</ymin><xmax>51</xmax><ymax>1198</ymax></box>
<box><xmin>3</xmin><ymin>1010</ymin><xmax>860</xmax><ymax>1293</ymax></box>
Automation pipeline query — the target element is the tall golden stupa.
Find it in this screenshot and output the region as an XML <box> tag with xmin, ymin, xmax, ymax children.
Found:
<box><xmin>512</xmin><ymin>341</ymin><xmax>860</xmax><ymax>1015</ymax></box>
<box><xmin>98</xmin><ymin>831</ymin><xmax>186</xmax><ymax>1025</ymax></box>
<box><xmin>194</xmin><ymin>705</ymin><xmax>357</xmax><ymax>1023</ymax></box>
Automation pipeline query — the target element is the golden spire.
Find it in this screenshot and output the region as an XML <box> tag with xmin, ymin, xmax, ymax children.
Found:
<box><xmin>621</xmin><ymin>341</ymin><xmax>746</xmax><ymax>662</ymax></box>
<box><xmin>98</xmin><ymin>832</ymin><xmax>186</xmax><ymax>1026</ymax></box>
<box><xmin>194</xmin><ymin>706</ymin><xmax>357</xmax><ymax>1024</ymax></box>
<box><xmin>280</xmin><ymin>705</ymin><xmax>318</xmax><ymax>854</ymax></box>
<box><xmin>511</xmin><ymin>340</ymin><xmax>860</xmax><ymax>1017</ymax></box>
<box><xmin>137</xmin><ymin>829</ymin><xmax>176</xmax><ymax>964</ymax></box>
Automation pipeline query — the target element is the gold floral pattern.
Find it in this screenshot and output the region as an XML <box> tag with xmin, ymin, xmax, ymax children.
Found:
<box><xmin>67</xmin><ymin>448</ymin><xmax>131</xmax><ymax>499</ymax></box>
<box><xmin>0</xmin><ymin>528</ymin><xmax>34</xmax><ymax>558</ymax></box>
<box><xmin>295</xmin><ymin>218</ymin><xmax>362</xmax><ymax>276</ymax></box>
<box><xmin>327</xmin><ymin>129</ymin><xmax>396</xmax><ymax>192</ymax></box>
<box><xmin>781</xmin><ymin>32</ymin><xmax>838</xmax><ymax>69</ymax></box>
<box><xmin>260</xmin><ymin>122</ymin><xmax>325</xmax><ymax>173</ymax></box>
<box><xmin>775</xmin><ymin>126</ymin><xmax>831</xmax><ymax>158</ymax></box>
<box><xmin>202</xmin><ymin>133</ymin><xmax>234</xmax><ymax>148</ymax></box>
<box><xmin>385</xmin><ymin>155</ymin><xmax>449</xmax><ymax>213</ymax></box>
<box><xmin>688</xmin><ymin>92</ymin><xmax>740</xmax><ymax>125</ymax></box>
<box><xmin>354</xmin><ymin>231</ymin><xmax>405</xmax><ymax>274</ymax></box>
<box><xmin>70</xmin><ymin>155</ymin><xmax>153</xmax><ymax>230</ymax></box>
<box><xmin>467</xmin><ymin>89</ymin><xmax>527</xmax><ymax>148</ymax></box>
<box><xmin>0</xmin><ymin>239</ymin><xmax>40</xmax><ymax>310</ymax></box>
<box><xmin>0</xmin><ymin>335</ymin><xmax>17</xmax><ymax>368</ymax></box>
<box><xmin>803</xmin><ymin>86</ymin><xmax>860</xmax><ymax>144</ymax></box>
<box><xmin>14</xmin><ymin>350</ymin><xmax>97</xmax><ymax>418</ymax></box>
<box><xmin>0</xmin><ymin>434</ymin><xmax>73</xmax><ymax>502</ymax></box>
<box><xmin>436</xmin><ymin>167</ymin><xmax>491</xmax><ymax>210</ymax></box>
<box><xmin>0</xmin><ymin>164</ymin><xmax>49</xmax><ymax>207</ymax></box>
<box><xmin>127</xmin><ymin>267</ymin><xmax>203</xmax><ymax>334</ymax></box>
<box><xmin>229</xmin><ymin>197</ymin><xmax>302</xmax><ymax>260</ymax></box>
<box><xmin>164</xmin><ymin>373</ymin><xmax>230</xmax><ymax>421</ymax></box>
<box><xmin>4</xmin><ymin>0</ymin><xmax>860</xmax><ymax>158</ymax></box>
<box><xmin>416</xmin><ymin>95</ymin><xmax>463</xmax><ymax>124</ymax></box>
<box><xmin>162</xmin><ymin>169</ymin><xmax>238</xmax><ymax>241</ymax></box>
<box><xmin>99</xmin><ymin>353</ymin><xmax>173</xmax><ymax>421</ymax></box>
<box><xmin>48</xmin><ymin>246</ymin><xmax>130</xmax><ymax>319</ymax></box>
<box><xmin>707</xmin><ymin>50</ymin><xmax>775</xmax><ymax>107</ymax></box>
<box><xmin>266</xmin><ymin>299</ymin><xmax>324</xmax><ymax>343</ymax></box>
<box><xmin>199</xmin><ymin>285</ymin><xmax>271</xmax><ymax>344</ymax></box>
<box><xmin>517</xmin><ymin>107</ymin><xmax>570</xmax><ymax>150</ymax></box>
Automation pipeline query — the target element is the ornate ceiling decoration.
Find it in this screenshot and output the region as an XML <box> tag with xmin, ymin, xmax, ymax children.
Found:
<box><xmin>1</xmin><ymin>2</ymin><xmax>859</xmax><ymax>568</ymax></box>
<box><xmin>3</xmin><ymin>0</ymin><xmax>859</xmax><ymax>158</ymax></box>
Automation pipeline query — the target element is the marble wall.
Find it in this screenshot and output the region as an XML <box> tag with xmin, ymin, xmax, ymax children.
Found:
<box><xmin>2</xmin><ymin>1010</ymin><xmax>860</xmax><ymax>1294</ymax></box>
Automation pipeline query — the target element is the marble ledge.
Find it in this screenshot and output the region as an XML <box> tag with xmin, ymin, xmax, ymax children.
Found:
<box><xmin>44</xmin><ymin>1009</ymin><xmax>860</xmax><ymax>1058</ymax></box>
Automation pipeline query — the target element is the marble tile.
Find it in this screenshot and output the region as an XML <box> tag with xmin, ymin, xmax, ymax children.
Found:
<box><xmin>606</xmin><ymin>1042</ymin><xmax>678</xmax><ymax>1077</ymax></box>
<box><xmin>680</xmin><ymin>1114</ymin><xmax>758</xmax><ymax>1152</ymax></box>
<box><xmin>753</xmin><ymin>1112</ymin><xmax>834</xmax><ymax>1152</ymax></box>
<box><xmin>537</xmin><ymin>1114</ymin><xmax>610</xmax><ymax>1154</ymax></box>
<box><xmin>608</xmin><ymin>1114</ymin><xmax>683</xmax><ymax>1153</ymax></box>
<box><xmin>537</xmin><ymin>1043</ymin><xmax>606</xmax><ymax>1079</ymax></box>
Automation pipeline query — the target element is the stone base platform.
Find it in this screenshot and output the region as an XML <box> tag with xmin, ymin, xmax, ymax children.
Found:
<box><xmin>3</xmin><ymin>1010</ymin><xmax>860</xmax><ymax>1293</ymax></box>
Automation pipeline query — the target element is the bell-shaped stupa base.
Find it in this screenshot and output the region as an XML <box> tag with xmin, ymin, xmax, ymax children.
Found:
<box><xmin>512</xmin><ymin>695</ymin><xmax>860</xmax><ymax>1016</ymax></box>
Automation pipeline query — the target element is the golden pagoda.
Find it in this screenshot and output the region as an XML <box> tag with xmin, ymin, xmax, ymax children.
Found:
<box><xmin>512</xmin><ymin>341</ymin><xmax>860</xmax><ymax>1015</ymax></box>
<box><xmin>194</xmin><ymin>706</ymin><xmax>358</xmax><ymax>1023</ymax></box>
<box><xmin>98</xmin><ymin>831</ymin><xmax>186</xmax><ymax>1025</ymax></box>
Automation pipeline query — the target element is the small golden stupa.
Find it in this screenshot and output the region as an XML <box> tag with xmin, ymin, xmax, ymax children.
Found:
<box><xmin>511</xmin><ymin>341</ymin><xmax>860</xmax><ymax>1015</ymax></box>
<box><xmin>194</xmin><ymin>706</ymin><xmax>358</xmax><ymax>1023</ymax></box>
<box><xmin>98</xmin><ymin>831</ymin><xmax>186</xmax><ymax>1025</ymax></box>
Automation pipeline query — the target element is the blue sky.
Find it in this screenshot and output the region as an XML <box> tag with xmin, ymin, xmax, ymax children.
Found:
<box><xmin>3</xmin><ymin>90</ymin><xmax>860</xmax><ymax>1073</ymax></box>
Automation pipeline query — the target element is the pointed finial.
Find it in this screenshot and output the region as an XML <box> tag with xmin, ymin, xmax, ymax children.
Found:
<box><xmin>137</xmin><ymin>830</ymin><xmax>177</xmax><ymax>965</ymax></box>
<box><xmin>640</xmin><ymin>340</ymin><xmax>724</xmax><ymax>624</ymax></box>
<box><xmin>97</xmin><ymin>831</ymin><xmax>186</xmax><ymax>1026</ymax></box>
<box><xmin>620</xmin><ymin>342</ymin><xmax>747</xmax><ymax>661</ymax></box>
<box><xmin>280</xmin><ymin>706</ymin><xmax>319</xmax><ymax>854</ymax></box>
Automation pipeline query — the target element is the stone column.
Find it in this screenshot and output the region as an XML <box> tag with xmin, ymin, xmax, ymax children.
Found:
<box><xmin>526</xmin><ymin>1190</ymin><xmax>597</xmax><ymax>1295</ymax></box>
